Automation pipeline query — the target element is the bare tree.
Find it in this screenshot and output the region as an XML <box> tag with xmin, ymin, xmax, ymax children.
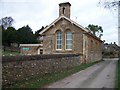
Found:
<box><xmin>99</xmin><ymin>0</ymin><xmax>120</xmax><ymax>46</ymax></box>
<box><xmin>0</xmin><ymin>16</ymin><xmax>14</xmax><ymax>30</ymax></box>
<box><xmin>98</xmin><ymin>0</ymin><xmax>118</xmax><ymax>9</ymax></box>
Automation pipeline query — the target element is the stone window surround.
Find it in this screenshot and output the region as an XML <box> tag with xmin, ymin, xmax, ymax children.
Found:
<box><xmin>55</xmin><ymin>29</ymin><xmax>72</xmax><ymax>51</ymax></box>
<box><xmin>65</xmin><ymin>30</ymin><xmax>72</xmax><ymax>50</ymax></box>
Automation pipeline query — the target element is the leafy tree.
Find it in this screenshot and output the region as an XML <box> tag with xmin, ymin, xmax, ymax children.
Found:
<box><xmin>0</xmin><ymin>16</ymin><xmax>14</xmax><ymax>29</ymax></box>
<box><xmin>86</xmin><ymin>24</ymin><xmax>103</xmax><ymax>38</ymax></box>
<box><xmin>35</xmin><ymin>26</ymin><xmax>44</xmax><ymax>36</ymax></box>
<box><xmin>0</xmin><ymin>25</ymin><xmax>4</xmax><ymax>46</ymax></box>
<box><xmin>17</xmin><ymin>25</ymin><xmax>37</xmax><ymax>44</ymax></box>
<box><xmin>2</xmin><ymin>27</ymin><xmax>17</xmax><ymax>46</ymax></box>
<box><xmin>35</xmin><ymin>26</ymin><xmax>44</xmax><ymax>34</ymax></box>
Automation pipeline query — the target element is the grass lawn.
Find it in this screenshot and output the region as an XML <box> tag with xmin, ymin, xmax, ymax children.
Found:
<box><xmin>7</xmin><ymin>60</ymin><xmax>102</xmax><ymax>88</ymax></box>
<box><xmin>116</xmin><ymin>59</ymin><xmax>120</xmax><ymax>90</ymax></box>
<box><xmin>0</xmin><ymin>50</ymin><xmax>2</xmax><ymax>56</ymax></box>
<box><xmin>2</xmin><ymin>50</ymin><xmax>20</xmax><ymax>56</ymax></box>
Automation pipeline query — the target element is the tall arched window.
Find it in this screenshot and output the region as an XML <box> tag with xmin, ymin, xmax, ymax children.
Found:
<box><xmin>66</xmin><ymin>31</ymin><xmax>72</xmax><ymax>50</ymax></box>
<box><xmin>56</xmin><ymin>30</ymin><xmax>62</xmax><ymax>50</ymax></box>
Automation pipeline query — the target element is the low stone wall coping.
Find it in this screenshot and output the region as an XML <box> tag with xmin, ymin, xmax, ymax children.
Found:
<box><xmin>2</xmin><ymin>54</ymin><xmax>80</xmax><ymax>63</ymax></box>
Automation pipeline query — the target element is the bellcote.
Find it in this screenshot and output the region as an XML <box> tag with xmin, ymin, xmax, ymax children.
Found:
<box><xmin>59</xmin><ymin>2</ymin><xmax>71</xmax><ymax>18</ymax></box>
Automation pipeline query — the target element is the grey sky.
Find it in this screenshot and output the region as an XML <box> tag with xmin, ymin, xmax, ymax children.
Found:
<box><xmin>0</xmin><ymin>0</ymin><xmax>118</xmax><ymax>44</ymax></box>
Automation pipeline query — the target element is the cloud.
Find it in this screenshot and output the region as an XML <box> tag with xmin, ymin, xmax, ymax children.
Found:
<box><xmin>0</xmin><ymin>0</ymin><xmax>118</xmax><ymax>44</ymax></box>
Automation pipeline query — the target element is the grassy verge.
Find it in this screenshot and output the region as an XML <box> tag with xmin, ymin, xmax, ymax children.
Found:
<box><xmin>2</xmin><ymin>50</ymin><xmax>20</xmax><ymax>56</ymax></box>
<box><xmin>0</xmin><ymin>49</ymin><xmax>2</xmax><ymax>56</ymax></box>
<box><xmin>8</xmin><ymin>60</ymin><xmax>102</xmax><ymax>88</ymax></box>
<box><xmin>116</xmin><ymin>59</ymin><xmax>120</xmax><ymax>90</ymax></box>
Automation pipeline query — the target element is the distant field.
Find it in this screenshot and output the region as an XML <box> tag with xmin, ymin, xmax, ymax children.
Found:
<box><xmin>2</xmin><ymin>50</ymin><xmax>20</xmax><ymax>56</ymax></box>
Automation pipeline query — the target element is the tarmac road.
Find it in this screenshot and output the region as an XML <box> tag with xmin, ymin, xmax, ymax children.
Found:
<box><xmin>44</xmin><ymin>59</ymin><xmax>117</xmax><ymax>88</ymax></box>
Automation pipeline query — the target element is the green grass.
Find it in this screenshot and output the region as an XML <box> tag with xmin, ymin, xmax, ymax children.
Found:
<box><xmin>8</xmin><ymin>60</ymin><xmax>102</xmax><ymax>88</ymax></box>
<box><xmin>2</xmin><ymin>50</ymin><xmax>20</xmax><ymax>56</ymax></box>
<box><xmin>0</xmin><ymin>49</ymin><xmax>2</xmax><ymax>56</ymax></box>
<box><xmin>116</xmin><ymin>59</ymin><xmax>120</xmax><ymax>90</ymax></box>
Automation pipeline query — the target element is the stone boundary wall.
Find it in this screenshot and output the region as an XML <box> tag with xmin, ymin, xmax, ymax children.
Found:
<box><xmin>2</xmin><ymin>54</ymin><xmax>81</xmax><ymax>87</ymax></box>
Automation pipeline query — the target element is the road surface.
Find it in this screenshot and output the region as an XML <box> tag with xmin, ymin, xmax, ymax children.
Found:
<box><xmin>44</xmin><ymin>59</ymin><xmax>117</xmax><ymax>88</ymax></box>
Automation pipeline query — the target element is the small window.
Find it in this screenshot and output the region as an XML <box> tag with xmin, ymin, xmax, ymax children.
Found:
<box><xmin>56</xmin><ymin>30</ymin><xmax>62</xmax><ymax>50</ymax></box>
<box><xmin>63</xmin><ymin>7</ymin><xmax>65</xmax><ymax>14</ymax></box>
<box><xmin>66</xmin><ymin>31</ymin><xmax>72</xmax><ymax>50</ymax></box>
<box><xmin>40</xmin><ymin>49</ymin><xmax>43</xmax><ymax>54</ymax></box>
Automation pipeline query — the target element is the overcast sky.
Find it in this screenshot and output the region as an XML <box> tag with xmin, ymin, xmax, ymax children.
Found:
<box><xmin>0</xmin><ymin>0</ymin><xmax>118</xmax><ymax>44</ymax></box>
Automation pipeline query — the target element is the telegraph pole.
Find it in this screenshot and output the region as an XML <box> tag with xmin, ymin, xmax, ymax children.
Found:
<box><xmin>118</xmin><ymin>1</ymin><xmax>120</xmax><ymax>46</ymax></box>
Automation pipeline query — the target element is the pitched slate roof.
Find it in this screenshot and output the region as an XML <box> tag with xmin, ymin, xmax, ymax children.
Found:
<box><xmin>39</xmin><ymin>16</ymin><xmax>88</xmax><ymax>34</ymax></box>
<box><xmin>39</xmin><ymin>15</ymin><xmax>102</xmax><ymax>42</ymax></box>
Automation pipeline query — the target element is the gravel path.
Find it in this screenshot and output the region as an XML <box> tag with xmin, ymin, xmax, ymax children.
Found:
<box><xmin>44</xmin><ymin>59</ymin><xmax>117</xmax><ymax>88</ymax></box>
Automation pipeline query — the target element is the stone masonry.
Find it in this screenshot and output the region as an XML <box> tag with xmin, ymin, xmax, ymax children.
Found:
<box><xmin>40</xmin><ymin>2</ymin><xmax>103</xmax><ymax>63</ymax></box>
<box><xmin>2</xmin><ymin>54</ymin><xmax>80</xmax><ymax>87</ymax></box>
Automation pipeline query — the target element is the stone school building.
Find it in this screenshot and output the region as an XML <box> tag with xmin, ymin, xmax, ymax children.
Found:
<box><xmin>40</xmin><ymin>2</ymin><xmax>103</xmax><ymax>63</ymax></box>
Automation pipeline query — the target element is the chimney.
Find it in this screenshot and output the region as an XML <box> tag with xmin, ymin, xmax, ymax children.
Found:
<box><xmin>59</xmin><ymin>2</ymin><xmax>71</xmax><ymax>18</ymax></box>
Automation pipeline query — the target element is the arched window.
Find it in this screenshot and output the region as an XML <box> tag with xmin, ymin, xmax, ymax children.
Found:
<box><xmin>66</xmin><ymin>31</ymin><xmax>72</xmax><ymax>50</ymax></box>
<box><xmin>56</xmin><ymin>30</ymin><xmax>62</xmax><ymax>50</ymax></box>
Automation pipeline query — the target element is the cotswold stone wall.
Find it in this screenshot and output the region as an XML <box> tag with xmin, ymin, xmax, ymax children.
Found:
<box><xmin>2</xmin><ymin>54</ymin><xmax>80</xmax><ymax>87</ymax></box>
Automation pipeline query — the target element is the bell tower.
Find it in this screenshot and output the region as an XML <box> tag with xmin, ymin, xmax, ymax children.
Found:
<box><xmin>59</xmin><ymin>2</ymin><xmax>71</xmax><ymax>18</ymax></box>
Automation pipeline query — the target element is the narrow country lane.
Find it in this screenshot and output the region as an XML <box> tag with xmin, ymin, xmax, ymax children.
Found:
<box><xmin>44</xmin><ymin>59</ymin><xmax>117</xmax><ymax>88</ymax></box>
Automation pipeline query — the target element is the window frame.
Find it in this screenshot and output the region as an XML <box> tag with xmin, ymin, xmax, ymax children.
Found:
<box><xmin>65</xmin><ymin>30</ymin><xmax>72</xmax><ymax>50</ymax></box>
<box><xmin>56</xmin><ymin>30</ymin><xmax>62</xmax><ymax>50</ymax></box>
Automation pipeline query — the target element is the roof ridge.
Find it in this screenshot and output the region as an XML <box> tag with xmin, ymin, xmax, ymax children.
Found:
<box><xmin>39</xmin><ymin>16</ymin><xmax>102</xmax><ymax>42</ymax></box>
